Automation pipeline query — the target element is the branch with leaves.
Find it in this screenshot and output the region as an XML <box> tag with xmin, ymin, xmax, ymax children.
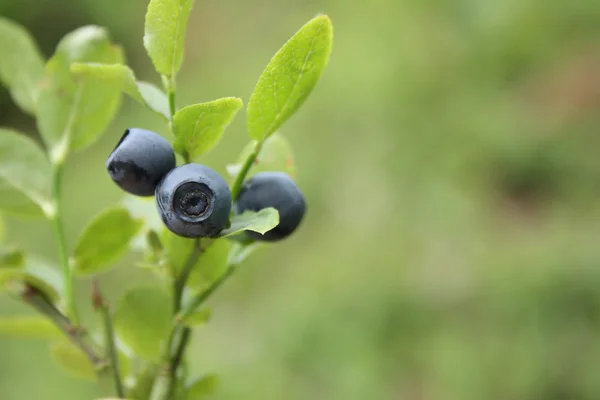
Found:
<box><xmin>0</xmin><ymin>1</ymin><xmax>332</xmax><ymax>398</ymax></box>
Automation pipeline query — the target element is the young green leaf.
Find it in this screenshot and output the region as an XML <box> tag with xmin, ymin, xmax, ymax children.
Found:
<box><xmin>0</xmin><ymin>129</ymin><xmax>53</xmax><ymax>215</ymax></box>
<box><xmin>219</xmin><ymin>208</ymin><xmax>279</xmax><ymax>237</ymax></box>
<box><xmin>37</xmin><ymin>26</ymin><xmax>123</xmax><ymax>158</ymax></box>
<box><xmin>0</xmin><ymin>246</ymin><xmax>25</xmax><ymax>268</ymax></box>
<box><xmin>144</xmin><ymin>0</ymin><xmax>195</xmax><ymax>77</ymax></box>
<box><xmin>0</xmin><ymin>17</ymin><xmax>45</xmax><ymax>115</ymax></box>
<box><xmin>173</xmin><ymin>98</ymin><xmax>243</xmax><ymax>160</ymax></box>
<box><xmin>72</xmin><ymin>206</ymin><xmax>143</xmax><ymax>276</ymax></box>
<box><xmin>0</xmin><ymin>315</ymin><xmax>62</xmax><ymax>339</ymax></box>
<box><xmin>228</xmin><ymin>242</ymin><xmax>264</xmax><ymax>266</ymax></box>
<box><xmin>49</xmin><ymin>341</ymin><xmax>96</xmax><ymax>381</ymax></box>
<box><xmin>0</xmin><ymin>256</ymin><xmax>62</xmax><ymax>302</ymax></box>
<box><xmin>70</xmin><ymin>63</ymin><xmax>170</xmax><ymax>119</ymax></box>
<box><xmin>180</xmin><ymin>309</ymin><xmax>211</xmax><ymax>327</ymax></box>
<box><xmin>186</xmin><ymin>374</ymin><xmax>219</xmax><ymax>399</ymax></box>
<box><xmin>227</xmin><ymin>132</ymin><xmax>296</xmax><ymax>180</ymax></box>
<box><xmin>114</xmin><ymin>286</ymin><xmax>172</xmax><ymax>360</ymax></box>
<box><xmin>0</xmin><ymin>181</ymin><xmax>45</xmax><ymax>218</ymax></box>
<box><xmin>161</xmin><ymin>233</ymin><xmax>230</xmax><ymax>290</ymax></box>
<box><xmin>247</xmin><ymin>15</ymin><xmax>333</xmax><ymax>141</ymax></box>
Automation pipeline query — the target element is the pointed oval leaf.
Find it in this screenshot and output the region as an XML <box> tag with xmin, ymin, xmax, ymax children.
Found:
<box><xmin>0</xmin><ymin>315</ymin><xmax>62</xmax><ymax>339</ymax></box>
<box><xmin>50</xmin><ymin>341</ymin><xmax>96</xmax><ymax>381</ymax></box>
<box><xmin>228</xmin><ymin>242</ymin><xmax>264</xmax><ymax>266</ymax></box>
<box><xmin>247</xmin><ymin>15</ymin><xmax>333</xmax><ymax>141</ymax></box>
<box><xmin>219</xmin><ymin>208</ymin><xmax>279</xmax><ymax>237</ymax></box>
<box><xmin>0</xmin><ymin>246</ymin><xmax>25</xmax><ymax>268</ymax></box>
<box><xmin>70</xmin><ymin>63</ymin><xmax>170</xmax><ymax>120</ymax></box>
<box><xmin>72</xmin><ymin>206</ymin><xmax>143</xmax><ymax>276</ymax></box>
<box><xmin>114</xmin><ymin>286</ymin><xmax>172</xmax><ymax>360</ymax></box>
<box><xmin>144</xmin><ymin>0</ymin><xmax>195</xmax><ymax>77</ymax></box>
<box><xmin>181</xmin><ymin>309</ymin><xmax>211</xmax><ymax>327</ymax></box>
<box><xmin>161</xmin><ymin>233</ymin><xmax>230</xmax><ymax>290</ymax></box>
<box><xmin>187</xmin><ymin>374</ymin><xmax>219</xmax><ymax>399</ymax></box>
<box><xmin>173</xmin><ymin>98</ymin><xmax>243</xmax><ymax>160</ymax></box>
<box><xmin>0</xmin><ymin>17</ymin><xmax>45</xmax><ymax>115</ymax></box>
<box><xmin>0</xmin><ymin>129</ymin><xmax>53</xmax><ymax>214</ymax></box>
<box><xmin>227</xmin><ymin>132</ymin><xmax>296</xmax><ymax>180</ymax></box>
<box><xmin>0</xmin><ymin>256</ymin><xmax>62</xmax><ymax>302</ymax></box>
<box><xmin>37</xmin><ymin>26</ymin><xmax>123</xmax><ymax>156</ymax></box>
<box><xmin>0</xmin><ymin>181</ymin><xmax>45</xmax><ymax>218</ymax></box>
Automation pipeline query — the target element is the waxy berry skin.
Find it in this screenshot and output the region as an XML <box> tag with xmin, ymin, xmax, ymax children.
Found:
<box><xmin>235</xmin><ymin>172</ymin><xmax>306</xmax><ymax>242</ymax></box>
<box><xmin>155</xmin><ymin>163</ymin><xmax>232</xmax><ymax>238</ymax></box>
<box><xmin>106</xmin><ymin>128</ymin><xmax>176</xmax><ymax>196</ymax></box>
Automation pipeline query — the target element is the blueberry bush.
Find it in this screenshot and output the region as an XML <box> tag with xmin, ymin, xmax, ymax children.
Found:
<box><xmin>0</xmin><ymin>1</ymin><xmax>333</xmax><ymax>398</ymax></box>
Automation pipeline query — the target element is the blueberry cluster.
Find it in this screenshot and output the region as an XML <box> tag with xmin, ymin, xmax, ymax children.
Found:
<box><xmin>106</xmin><ymin>128</ymin><xmax>306</xmax><ymax>241</ymax></box>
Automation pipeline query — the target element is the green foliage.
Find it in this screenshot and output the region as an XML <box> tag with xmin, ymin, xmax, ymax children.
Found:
<box><xmin>0</xmin><ymin>315</ymin><xmax>62</xmax><ymax>339</ymax></box>
<box><xmin>72</xmin><ymin>206</ymin><xmax>143</xmax><ymax>275</ymax></box>
<box><xmin>0</xmin><ymin>17</ymin><xmax>45</xmax><ymax>115</ymax></box>
<box><xmin>0</xmin><ymin>246</ymin><xmax>25</xmax><ymax>268</ymax></box>
<box><xmin>0</xmin><ymin>129</ymin><xmax>53</xmax><ymax>215</ymax></box>
<box><xmin>181</xmin><ymin>309</ymin><xmax>211</xmax><ymax>327</ymax></box>
<box><xmin>0</xmin><ymin>259</ymin><xmax>62</xmax><ymax>302</ymax></box>
<box><xmin>219</xmin><ymin>208</ymin><xmax>279</xmax><ymax>237</ymax></box>
<box><xmin>227</xmin><ymin>132</ymin><xmax>296</xmax><ymax>180</ymax></box>
<box><xmin>144</xmin><ymin>0</ymin><xmax>195</xmax><ymax>77</ymax></box>
<box><xmin>37</xmin><ymin>26</ymin><xmax>123</xmax><ymax>158</ymax></box>
<box><xmin>114</xmin><ymin>286</ymin><xmax>172</xmax><ymax>360</ymax></box>
<box><xmin>186</xmin><ymin>374</ymin><xmax>219</xmax><ymax>399</ymax></box>
<box><xmin>247</xmin><ymin>15</ymin><xmax>333</xmax><ymax>141</ymax></box>
<box><xmin>0</xmin><ymin>181</ymin><xmax>45</xmax><ymax>218</ymax></box>
<box><xmin>70</xmin><ymin>62</ymin><xmax>170</xmax><ymax>119</ymax></box>
<box><xmin>49</xmin><ymin>341</ymin><xmax>96</xmax><ymax>381</ymax></box>
<box><xmin>173</xmin><ymin>98</ymin><xmax>243</xmax><ymax>160</ymax></box>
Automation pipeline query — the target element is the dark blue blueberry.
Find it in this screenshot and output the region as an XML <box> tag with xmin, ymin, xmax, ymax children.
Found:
<box><xmin>106</xmin><ymin>128</ymin><xmax>176</xmax><ymax>196</ymax></box>
<box><xmin>234</xmin><ymin>172</ymin><xmax>306</xmax><ymax>242</ymax></box>
<box><xmin>155</xmin><ymin>164</ymin><xmax>232</xmax><ymax>238</ymax></box>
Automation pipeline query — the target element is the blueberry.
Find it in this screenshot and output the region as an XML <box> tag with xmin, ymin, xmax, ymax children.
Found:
<box><xmin>106</xmin><ymin>128</ymin><xmax>176</xmax><ymax>196</ymax></box>
<box><xmin>155</xmin><ymin>164</ymin><xmax>232</xmax><ymax>238</ymax></box>
<box><xmin>234</xmin><ymin>172</ymin><xmax>306</xmax><ymax>242</ymax></box>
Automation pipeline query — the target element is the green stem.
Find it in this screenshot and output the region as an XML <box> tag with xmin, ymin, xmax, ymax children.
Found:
<box><xmin>230</xmin><ymin>140</ymin><xmax>263</xmax><ymax>200</ymax></box>
<box><xmin>50</xmin><ymin>162</ymin><xmax>78</xmax><ymax>324</ymax></box>
<box><xmin>174</xmin><ymin>239</ymin><xmax>202</xmax><ymax>311</ymax></box>
<box><xmin>93</xmin><ymin>282</ymin><xmax>125</xmax><ymax>398</ymax></box>
<box><xmin>177</xmin><ymin>264</ymin><xmax>238</xmax><ymax>323</ymax></box>
<box><xmin>21</xmin><ymin>286</ymin><xmax>107</xmax><ymax>374</ymax></box>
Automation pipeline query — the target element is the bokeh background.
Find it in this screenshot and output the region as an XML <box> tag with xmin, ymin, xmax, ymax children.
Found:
<box><xmin>3</xmin><ymin>0</ymin><xmax>600</xmax><ymax>399</ymax></box>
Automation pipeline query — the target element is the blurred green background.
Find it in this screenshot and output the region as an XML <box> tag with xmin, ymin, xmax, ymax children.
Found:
<box><xmin>3</xmin><ymin>0</ymin><xmax>600</xmax><ymax>399</ymax></box>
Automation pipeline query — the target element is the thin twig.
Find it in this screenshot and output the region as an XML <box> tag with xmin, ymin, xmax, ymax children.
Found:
<box><xmin>92</xmin><ymin>280</ymin><xmax>125</xmax><ymax>398</ymax></box>
<box><xmin>22</xmin><ymin>285</ymin><xmax>102</xmax><ymax>366</ymax></box>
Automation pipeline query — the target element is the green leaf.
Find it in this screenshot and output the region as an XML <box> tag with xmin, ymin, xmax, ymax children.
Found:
<box><xmin>70</xmin><ymin>63</ymin><xmax>170</xmax><ymax>119</ymax></box>
<box><xmin>37</xmin><ymin>26</ymin><xmax>123</xmax><ymax>156</ymax></box>
<box><xmin>0</xmin><ymin>129</ymin><xmax>53</xmax><ymax>215</ymax></box>
<box><xmin>72</xmin><ymin>206</ymin><xmax>143</xmax><ymax>275</ymax></box>
<box><xmin>227</xmin><ymin>132</ymin><xmax>296</xmax><ymax>180</ymax></box>
<box><xmin>144</xmin><ymin>0</ymin><xmax>195</xmax><ymax>77</ymax></box>
<box><xmin>186</xmin><ymin>374</ymin><xmax>219</xmax><ymax>399</ymax></box>
<box><xmin>0</xmin><ymin>315</ymin><xmax>62</xmax><ymax>339</ymax></box>
<box><xmin>0</xmin><ymin>17</ymin><xmax>45</xmax><ymax>115</ymax></box>
<box><xmin>162</xmin><ymin>233</ymin><xmax>230</xmax><ymax>290</ymax></box>
<box><xmin>181</xmin><ymin>309</ymin><xmax>211</xmax><ymax>327</ymax></box>
<box><xmin>228</xmin><ymin>242</ymin><xmax>264</xmax><ymax>266</ymax></box>
<box><xmin>0</xmin><ymin>215</ymin><xmax>4</xmax><ymax>243</ymax></box>
<box><xmin>0</xmin><ymin>256</ymin><xmax>62</xmax><ymax>302</ymax></box>
<box><xmin>247</xmin><ymin>15</ymin><xmax>333</xmax><ymax>141</ymax></box>
<box><xmin>0</xmin><ymin>246</ymin><xmax>25</xmax><ymax>268</ymax></box>
<box><xmin>0</xmin><ymin>180</ymin><xmax>45</xmax><ymax>218</ymax></box>
<box><xmin>121</xmin><ymin>195</ymin><xmax>164</xmax><ymax>252</ymax></box>
<box><xmin>50</xmin><ymin>341</ymin><xmax>96</xmax><ymax>381</ymax></box>
<box><xmin>114</xmin><ymin>286</ymin><xmax>172</xmax><ymax>360</ymax></box>
<box><xmin>173</xmin><ymin>98</ymin><xmax>243</xmax><ymax>160</ymax></box>
<box><xmin>219</xmin><ymin>208</ymin><xmax>279</xmax><ymax>237</ymax></box>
